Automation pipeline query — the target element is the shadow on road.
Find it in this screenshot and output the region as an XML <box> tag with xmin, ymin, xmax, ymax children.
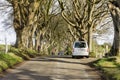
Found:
<box><xmin>31</xmin><ymin>56</ymin><xmax>97</xmax><ymax>66</ymax></box>
<box><xmin>0</xmin><ymin>69</ymin><xmax>53</xmax><ymax>80</ymax></box>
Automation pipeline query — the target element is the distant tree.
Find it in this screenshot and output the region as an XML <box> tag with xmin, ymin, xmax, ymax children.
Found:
<box><xmin>34</xmin><ymin>0</ymin><xmax>61</xmax><ymax>51</ymax></box>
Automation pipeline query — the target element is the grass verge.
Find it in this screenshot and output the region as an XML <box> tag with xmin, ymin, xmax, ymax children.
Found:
<box><xmin>0</xmin><ymin>47</ymin><xmax>39</xmax><ymax>73</ymax></box>
<box><xmin>93</xmin><ymin>57</ymin><xmax>120</xmax><ymax>80</ymax></box>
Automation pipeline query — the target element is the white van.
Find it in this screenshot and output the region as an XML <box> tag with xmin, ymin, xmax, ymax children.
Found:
<box><xmin>72</xmin><ymin>41</ymin><xmax>89</xmax><ymax>58</ymax></box>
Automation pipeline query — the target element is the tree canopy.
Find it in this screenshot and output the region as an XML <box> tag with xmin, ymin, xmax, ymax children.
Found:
<box><xmin>2</xmin><ymin>0</ymin><xmax>119</xmax><ymax>56</ymax></box>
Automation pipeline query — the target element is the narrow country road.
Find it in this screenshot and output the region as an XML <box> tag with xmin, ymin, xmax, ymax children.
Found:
<box><xmin>0</xmin><ymin>56</ymin><xmax>102</xmax><ymax>80</ymax></box>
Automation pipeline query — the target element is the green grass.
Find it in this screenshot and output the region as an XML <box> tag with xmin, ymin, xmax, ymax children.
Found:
<box><xmin>0</xmin><ymin>60</ymin><xmax>9</xmax><ymax>71</ymax></box>
<box><xmin>0</xmin><ymin>45</ymin><xmax>11</xmax><ymax>52</ymax></box>
<box><xmin>0</xmin><ymin>52</ymin><xmax>23</xmax><ymax>72</ymax></box>
<box><xmin>94</xmin><ymin>57</ymin><xmax>120</xmax><ymax>80</ymax></box>
<box><xmin>0</xmin><ymin>46</ymin><xmax>39</xmax><ymax>73</ymax></box>
<box><xmin>0</xmin><ymin>52</ymin><xmax>23</xmax><ymax>67</ymax></box>
<box><xmin>9</xmin><ymin>47</ymin><xmax>39</xmax><ymax>59</ymax></box>
<box><xmin>89</xmin><ymin>52</ymin><xmax>96</xmax><ymax>58</ymax></box>
<box><xmin>9</xmin><ymin>47</ymin><xmax>31</xmax><ymax>60</ymax></box>
<box><xmin>22</xmin><ymin>49</ymin><xmax>38</xmax><ymax>58</ymax></box>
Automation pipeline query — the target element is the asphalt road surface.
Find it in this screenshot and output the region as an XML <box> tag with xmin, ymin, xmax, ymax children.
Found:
<box><xmin>0</xmin><ymin>56</ymin><xmax>102</xmax><ymax>80</ymax></box>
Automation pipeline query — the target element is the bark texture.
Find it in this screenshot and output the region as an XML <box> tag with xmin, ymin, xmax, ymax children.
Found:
<box><xmin>108</xmin><ymin>0</ymin><xmax>120</xmax><ymax>56</ymax></box>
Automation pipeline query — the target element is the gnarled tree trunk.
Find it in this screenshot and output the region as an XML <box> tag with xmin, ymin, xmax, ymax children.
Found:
<box><xmin>108</xmin><ymin>0</ymin><xmax>120</xmax><ymax>56</ymax></box>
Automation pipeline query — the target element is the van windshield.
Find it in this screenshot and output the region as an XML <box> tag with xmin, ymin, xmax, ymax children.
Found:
<box><xmin>74</xmin><ymin>42</ymin><xmax>86</xmax><ymax>48</ymax></box>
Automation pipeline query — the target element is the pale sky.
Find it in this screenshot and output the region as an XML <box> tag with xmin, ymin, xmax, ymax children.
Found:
<box><xmin>95</xmin><ymin>17</ymin><xmax>114</xmax><ymax>45</ymax></box>
<box><xmin>0</xmin><ymin>0</ymin><xmax>16</xmax><ymax>45</ymax></box>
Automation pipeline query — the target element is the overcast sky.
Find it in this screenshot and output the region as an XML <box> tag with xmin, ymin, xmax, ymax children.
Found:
<box><xmin>95</xmin><ymin>16</ymin><xmax>114</xmax><ymax>45</ymax></box>
<box><xmin>0</xmin><ymin>0</ymin><xmax>16</xmax><ymax>45</ymax></box>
